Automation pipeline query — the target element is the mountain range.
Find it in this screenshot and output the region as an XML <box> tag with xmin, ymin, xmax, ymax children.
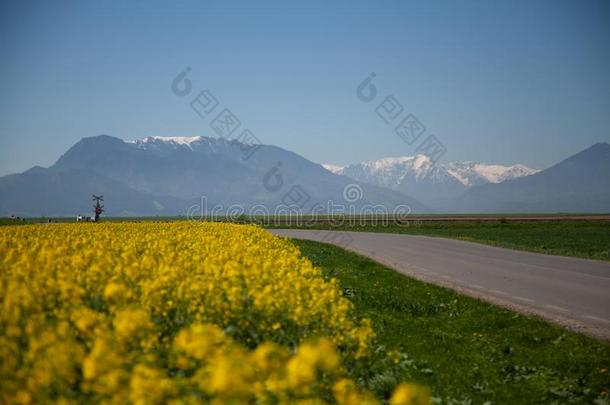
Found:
<box><xmin>0</xmin><ymin>135</ymin><xmax>424</xmax><ymax>216</ymax></box>
<box><xmin>323</xmin><ymin>157</ymin><xmax>539</xmax><ymax>208</ymax></box>
<box><xmin>0</xmin><ymin>136</ymin><xmax>608</xmax><ymax>216</ymax></box>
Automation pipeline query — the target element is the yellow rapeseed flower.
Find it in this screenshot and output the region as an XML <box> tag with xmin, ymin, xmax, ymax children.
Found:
<box><xmin>389</xmin><ymin>383</ymin><xmax>431</xmax><ymax>405</ymax></box>
<box><xmin>0</xmin><ymin>222</ymin><xmax>420</xmax><ymax>403</ymax></box>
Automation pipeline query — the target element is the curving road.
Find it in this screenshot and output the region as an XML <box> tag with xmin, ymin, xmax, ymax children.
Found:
<box><xmin>270</xmin><ymin>229</ymin><xmax>610</xmax><ymax>339</ymax></box>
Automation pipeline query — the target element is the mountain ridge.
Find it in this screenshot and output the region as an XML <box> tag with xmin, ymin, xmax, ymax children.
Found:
<box><xmin>454</xmin><ymin>142</ymin><xmax>610</xmax><ymax>212</ymax></box>
<box><xmin>323</xmin><ymin>156</ymin><xmax>539</xmax><ymax>186</ymax></box>
<box><xmin>323</xmin><ymin>155</ymin><xmax>539</xmax><ymax>207</ymax></box>
<box><xmin>0</xmin><ymin>135</ymin><xmax>426</xmax><ymax>216</ymax></box>
<box><xmin>1</xmin><ymin>137</ymin><xmax>607</xmax><ymax>215</ymax></box>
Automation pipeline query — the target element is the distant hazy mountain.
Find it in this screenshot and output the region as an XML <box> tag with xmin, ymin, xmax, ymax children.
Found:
<box><xmin>0</xmin><ymin>166</ymin><xmax>185</xmax><ymax>217</ymax></box>
<box><xmin>454</xmin><ymin>142</ymin><xmax>610</xmax><ymax>213</ymax></box>
<box><xmin>323</xmin><ymin>156</ymin><xmax>539</xmax><ymax>208</ymax></box>
<box><xmin>2</xmin><ymin>136</ymin><xmax>606</xmax><ymax>216</ymax></box>
<box><xmin>0</xmin><ymin>135</ymin><xmax>425</xmax><ymax>216</ymax></box>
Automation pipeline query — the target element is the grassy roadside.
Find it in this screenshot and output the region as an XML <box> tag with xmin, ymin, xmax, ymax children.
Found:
<box><xmin>270</xmin><ymin>221</ymin><xmax>610</xmax><ymax>261</ymax></box>
<box><xmin>293</xmin><ymin>239</ymin><xmax>610</xmax><ymax>404</ymax></box>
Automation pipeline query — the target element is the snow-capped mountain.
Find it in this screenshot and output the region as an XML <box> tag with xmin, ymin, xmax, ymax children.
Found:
<box><xmin>0</xmin><ymin>135</ymin><xmax>426</xmax><ymax>216</ymax></box>
<box><xmin>323</xmin><ymin>155</ymin><xmax>539</xmax><ymax>207</ymax></box>
<box><xmin>1</xmin><ymin>136</ymin><xmax>607</xmax><ymax>215</ymax></box>
<box><xmin>455</xmin><ymin>142</ymin><xmax>610</xmax><ymax>212</ymax></box>
<box><xmin>445</xmin><ymin>162</ymin><xmax>539</xmax><ymax>187</ymax></box>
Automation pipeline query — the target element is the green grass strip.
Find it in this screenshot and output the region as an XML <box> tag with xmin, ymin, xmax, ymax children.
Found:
<box><xmin>294</xmin><ymin>239</ymin><xmax>610</xmax><ymax>404</ymax></box>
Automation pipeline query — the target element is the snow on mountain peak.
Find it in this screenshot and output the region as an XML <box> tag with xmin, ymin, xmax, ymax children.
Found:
<box><xmin>324</xmin><ymin>155</ymin><xmax>538</xmax><ymax>188</ymax></box>
<box><xmin>413</xmin><ymin>154</ymin><xmax>432</xmax><ymax>170</ymax></box>
<box><xmin>126</xmin><ymin>136</ymin><xmax>211</xmax><ymax>151</ymax></box>
<box><xmin>129</xmin><ymin>136</ymin><xmax>204</xmax><ymax>146</ymax></box>
<box><xmin>321</xmin><ymin>163</ymin><xmax>344</xmax><ymax>173</ymax></box>
<box><xmin>152</xmin><ymin>136</ymin><xmax>202</xmax><ymax>145</ymax></box>
<box><xmin>446</xmin><ymin>161</ymin><xmax>540</xmax><ymax>186</ymax></box>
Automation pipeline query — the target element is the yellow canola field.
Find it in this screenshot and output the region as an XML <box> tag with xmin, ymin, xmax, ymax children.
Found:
<box><xmin>0</xmin><ymin>222</ymin><xmax>428</xmax><ymax>404</ymax></box>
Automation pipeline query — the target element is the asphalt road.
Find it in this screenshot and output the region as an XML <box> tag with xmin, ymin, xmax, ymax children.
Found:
<box><xmin>270</xmin><ymin>229</ymin><xmax>610</xmax><ymax>339</ymax></box>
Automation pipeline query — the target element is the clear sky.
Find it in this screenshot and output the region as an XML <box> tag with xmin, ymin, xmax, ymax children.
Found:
<box><xmin>1</xmin><ymin>0</ymin><xmax>609</xmax><ymax>175</ymax></box>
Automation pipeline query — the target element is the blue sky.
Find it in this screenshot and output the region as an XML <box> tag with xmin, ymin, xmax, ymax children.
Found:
<box><xmin>1</xmin><ymin>0</ymin><xmax>609</xmax><ymax>175</ymax></box>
